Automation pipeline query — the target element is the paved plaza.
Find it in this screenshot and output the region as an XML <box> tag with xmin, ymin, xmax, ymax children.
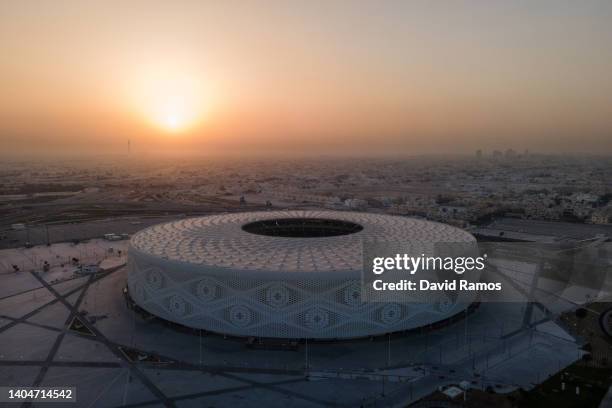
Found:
<box><xmin>0</xmin><ymin>241</ymin><xmax>586</xmax><ymax>407</ymax></box>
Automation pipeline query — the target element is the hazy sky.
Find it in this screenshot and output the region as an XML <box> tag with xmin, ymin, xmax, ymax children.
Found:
<box><xmin>1</xmin><ymin>0</ymin><xmax>612</xmax><ymax>156</ymax></box>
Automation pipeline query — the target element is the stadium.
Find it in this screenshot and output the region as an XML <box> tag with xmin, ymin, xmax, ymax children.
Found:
<box><xmin>127</xmin><ymin>211</ymin><xmax>477</xmax><ymax>339</ymax></box>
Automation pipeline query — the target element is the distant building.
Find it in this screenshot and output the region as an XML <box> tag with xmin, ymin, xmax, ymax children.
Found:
<box><xmin>344</xmin><ymin>198</ymin><xmax>368</xmax><ymax>210</ymax></box>
<box><xmin>591</xmin><ymin>211</ymin><xmax>610</xmax><ymax>225</ymax></box>
<box><xmin>439</xmin><ymin>205</ymin><xmax>467</xmax><ymax>216</ymax></box>
<box><xmin>571</xmin><ymin>193</ymin><xmax>598</xmax><ymax>205</ymax></box>
<box><xmin>104</xmin><ymin>233</ymin><xmax>123</xmax><ymax>241</ymax></box>
<box><xmin>437</xmin><ymin>205</ymin><xmax>470</xmax><ymax>221</ymax></box>
<box><xmin>475</xmin><ymin>149</ymin><xmax>483</xmax><ymax>158</ymax></box>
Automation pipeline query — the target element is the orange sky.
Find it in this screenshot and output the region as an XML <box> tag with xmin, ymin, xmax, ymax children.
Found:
<box><xmin>1</xmin><ymin>1</ymin><xmax>612</xmax><ymax>156</ymax></box>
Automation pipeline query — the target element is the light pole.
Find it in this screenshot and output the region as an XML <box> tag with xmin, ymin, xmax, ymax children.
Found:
<box><xmin>387</xmin><ymin>334</ymin><xmax>391</xmax><ymax>367</ymax></box>
<box><xmin>305</xmin><ymin>338</ymin><xmax>309</xmax><ymax>374</ymax></box>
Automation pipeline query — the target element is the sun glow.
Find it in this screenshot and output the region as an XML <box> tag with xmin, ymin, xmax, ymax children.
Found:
<box><xmin>127</xmin><ymin>63</ymin><xmax>210</xmax><ymax>133</ymax></box>
<box><xmin>152</xmin><ymin>95</ymin><xmax>199</xmax><ymax>133</ymax></box>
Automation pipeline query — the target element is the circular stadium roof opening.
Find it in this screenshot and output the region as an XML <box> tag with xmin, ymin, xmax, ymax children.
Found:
<box><xmin>242</xmin><ymin>218</ymin><xmax>364</xmax><ymax>238</ymax></box>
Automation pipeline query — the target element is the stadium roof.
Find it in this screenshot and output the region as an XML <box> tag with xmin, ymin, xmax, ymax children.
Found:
<box><xmin>130</xmin><ymin>211</ymin><xmax>474</xmax><ymax>273</ymax></box>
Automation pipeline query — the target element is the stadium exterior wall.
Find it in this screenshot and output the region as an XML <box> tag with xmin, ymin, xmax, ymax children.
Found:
<box><xmin>127</xmin><ymin>211</ymin><xmax>477</xmax><ymax>339</ymax></box>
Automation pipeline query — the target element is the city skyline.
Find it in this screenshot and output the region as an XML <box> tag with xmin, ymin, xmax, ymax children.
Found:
<box><xmin>1</xmin><ymin>1</ymin><xmax>612</xmax><ymax>157</ymax></box>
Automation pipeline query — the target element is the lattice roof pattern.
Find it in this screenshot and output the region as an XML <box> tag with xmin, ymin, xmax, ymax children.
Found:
<box><xmin>130</xmin><ymin>211</ymin><xmax>474</xmax><ymax>273</ymax></box>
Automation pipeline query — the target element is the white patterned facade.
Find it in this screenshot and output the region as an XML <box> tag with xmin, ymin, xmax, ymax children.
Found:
<box><xmin>127</xmin><ymin>211</ymin><xmax>476</xmax><ymax>339</ymax></box>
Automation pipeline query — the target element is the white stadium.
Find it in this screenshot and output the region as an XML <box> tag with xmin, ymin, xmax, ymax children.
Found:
<box><xmin>127</xmin><ymin>211</ymin><xmax>477</xmax><ymax>339</ymax></box>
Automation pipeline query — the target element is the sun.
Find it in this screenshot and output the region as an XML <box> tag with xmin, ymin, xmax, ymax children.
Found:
<box><xmin>163</xmin><ymin>113</ymin><xmax>182</xmax><ymax>132</ymax></box>
<box><xmin>152</xmin><ymin>96</ymin><xmax>198</xmax><ymax>133</ymax></box>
